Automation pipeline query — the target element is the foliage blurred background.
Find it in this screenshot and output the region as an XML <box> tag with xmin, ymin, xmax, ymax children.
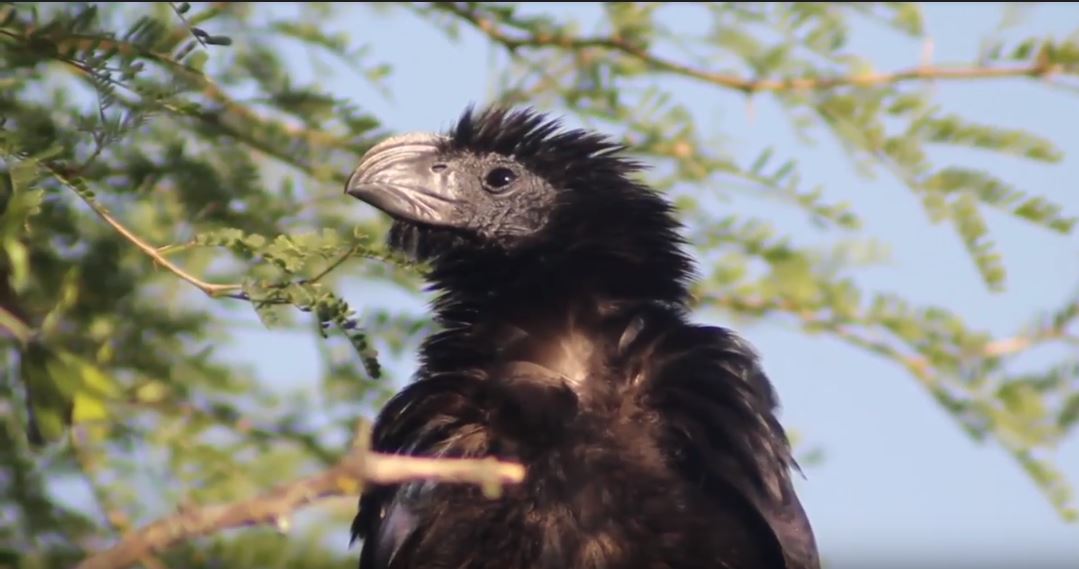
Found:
<box><xmin>1</xmin><ymin>2</ymin><xmax>1078</xmax><ymax>568</ymax></box>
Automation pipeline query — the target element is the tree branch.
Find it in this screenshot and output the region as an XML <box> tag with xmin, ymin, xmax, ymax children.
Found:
<box><xmin>74</xmin><ymin>446</ymin><xmax>525</xmax><ymax>569</ymax></box>
<box><xmin>308</xmin><ymin>243</ymin><xmax>361</xmax><ymax>285</ymax></box>
<box><xmin>0</xmin><ymin>304</ymin><xmax>32</xmax><ymax>345</ymax></box>
<box><xmin>42</xmin><ymin>164</ymin><xmax>244</xmax><ymax>299</ymax></box>
<box><xmin>0</xmin><ymin>26</ymin><xmax>358</xmax><ymax>153</ymax></box>
<box><xmin>1</xmin><ymin>22</ymin><xmax>369</xmax><ymax>190</ymax></box>
<box><xmin>87</xmin><ymin>204</ymin><xmax>242</xmax><ymax>298</ymax></box>
<box><xmin>434</xmin><ymin>2</ymin><xmax>1072</xmax><ymax>94</ymax></box>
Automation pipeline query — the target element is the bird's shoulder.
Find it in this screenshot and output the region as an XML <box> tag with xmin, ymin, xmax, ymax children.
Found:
<box><xmin>626</xmin><ymin>315</ymin><xmax>821</xmax><ymax>569</ymax></box>
<box><xmin>350</xmin><ymin>372</ymin><xmax>492</xmax><ymax>569</ymax></box>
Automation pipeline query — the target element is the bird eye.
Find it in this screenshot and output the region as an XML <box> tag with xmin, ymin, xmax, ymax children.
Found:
<box><xmin>484</xmin><ymin>167</ymin><xmax>517</xmax><ymax>192</ymax></box>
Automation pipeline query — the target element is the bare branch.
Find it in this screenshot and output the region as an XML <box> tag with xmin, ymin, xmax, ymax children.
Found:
<box><xmin>308</xmin><ymin>243</ymin><xmax>361</xmax><ymax>285</ymax></box>
<box><xmin>0</xmin><ymin>304</ymin><xmax>32</xmax><ymax>345</ymax></box>
<box><xmin>74</xmin><ymin>447</ymin><xmax>525</xmax><ymax>569</ymax></box>
<box><xmin>434</xmin><ymin>2</ymin><xmax>1073</xmax><ymax>94</ymax></box>
<box><xmin>41</xmin><ymin>164</ymin><xmax>244</xmax><ymax>299</ymax></box>
<box><xmin>85</xmin><ymin>204</ymin><xmax>242</xmax><ymax>298</ymax></box>
<box><xmin>982</xmin><ymin>331</ymin><xmax>1079</xmax><ymax>356</ymax></box>
<box><xmin>982</xmin><ymin>335</ymin><xmax>1039</xmax><ymax>357</ymax></box>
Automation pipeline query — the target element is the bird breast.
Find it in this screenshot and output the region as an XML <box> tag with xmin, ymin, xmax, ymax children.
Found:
<box><xmin>493</xmin><ymin>321</ymin><xmax>607</xmax><ymax>396</ymax></box>
<box><xmin>534</xmin><ymin>330</ymin><xmax>597</xmax><ymax>389</ymax></box>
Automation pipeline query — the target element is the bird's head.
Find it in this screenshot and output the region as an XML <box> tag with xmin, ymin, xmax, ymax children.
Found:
<box><xmin>345</xmin><ymin>105</ymin><xmax>694</xmax><ymax>301</ymax></box>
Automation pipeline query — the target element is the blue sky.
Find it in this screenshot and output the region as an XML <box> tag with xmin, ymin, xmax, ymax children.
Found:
<box><xmin>222</xmin><ymin>3</ymin><xmax>1079</xmax><ymax>566</ymax></box>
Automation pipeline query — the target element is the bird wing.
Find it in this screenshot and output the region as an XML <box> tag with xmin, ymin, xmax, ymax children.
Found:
<box><xmin>354</xmin><ymin>488</ymin><xmax>419</xmax><ymax>569</ymax></box>
<box><xmin>352</xmin><ymin>373</ymin><xmax>490</xmax><ymax>569</ymax></box>
<box><xmin>638</xmin><ymin>322</ymin><xmax>821</xmax><ymax>569</ymax></box>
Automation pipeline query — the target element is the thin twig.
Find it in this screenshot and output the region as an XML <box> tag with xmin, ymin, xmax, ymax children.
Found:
<box><xmin>308</xmin><ymin>243</ymin><xmax>361</xmax><ymax>285</ymax></box>
<box><xmin>981</xmin><ymin>329</ymin><xmax>1078</xmax><ymax>357</ymax></box>
<box><xmin>169</xmin><ymin>2</ymin><xmax>208</xmax><ymax>48</ymax></box>
<box><xmin>982</xmin><ymin>335</ymin><xmax>1037</xmax><ymax>357</ymax></box>
<box><xmin>73</xmin><ymin>447</ymin><xmax>525</xmax><ymax>569</ymax></box>
<box><xmin>698</xmin><ymin>292</ymin><xmax>1074</xmax><ymax>372</ymax></box>
<box><xmin>44</xmin><ymin>165</ymin><xmax>243</xmax><ymax>298</ymax></box>
<box><xmin>434</xmin><ymin>2</ymin><xmax>1071</xmax><ymax>94</ymax></box>
<box><xmin>1</xmin><ymin>23</ymin><xmax>365</xmax><ymax>193</ymax></box>
<box><xmin>0</xmin><ymin>26</ymin><xmax>356</xmax><ymax>152</ymax></box>
<box><xmin>0</xmin><ymin>304</ymin><xmax>32</xmax><ymax>345</ymax></box>
<box><xmin>91</xmin><ymin>207</ymin><xmax>241</xmax><ymax>297</ymax></box>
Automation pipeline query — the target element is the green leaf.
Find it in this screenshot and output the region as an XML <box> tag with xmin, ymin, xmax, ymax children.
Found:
<box><xmin>998</xmin><ymin>382</ymin><xmax>1047</xmax><ymax>422</ymax></box>
<box><xmin>204</xmin><ymin>35</ymin><xmax>233</xmax><ymax>46</ymax></box>
<box><xmin>893</xmin><ymin>3</ymin><xmax>924</xmax><ymax>35</ymax></box>
<box><xmin>18</xmin><ymin>341</ymin><xmax>122</xmax><ymax>447</ymax></box>
<box><xmin>914</xmin><ymin>114</ymin><xmax>1063</xmax><ymax>163</ymax></box>
<box><xmin>750</xmin><ymin>147</ymin><xmax>774</xmax><ymax>175</ymax></box>
<box><xmin>951</xmin><ymin>192</ymin><xmax>1007</xmax><ymax>291</ymax></box>
<box><xmin>1</xmin><ymin>162</ymin><xmax>46</xmax><ymax>240</ymax></box>
<box><xmin>924</xmin><ymin>167</ymin><xmax>1077</xmax><ymax>234</ymax></box>
<box><xmin>1060</xmin><ymin>393</ymin><xmax>1079</xmax><ymax>430</ymax></box>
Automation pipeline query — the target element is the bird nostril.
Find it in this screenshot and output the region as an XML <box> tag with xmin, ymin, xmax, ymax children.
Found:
<box><xmin>431</xmin><ymin>163</ymin><xmax>448</xmax><ymax>173</ymax></box>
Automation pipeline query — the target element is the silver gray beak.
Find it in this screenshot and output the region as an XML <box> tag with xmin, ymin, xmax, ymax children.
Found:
<box><xmin>345</xmin><ymin>132</ymin><xmax>463</xmax><ymax>228</ymax></box>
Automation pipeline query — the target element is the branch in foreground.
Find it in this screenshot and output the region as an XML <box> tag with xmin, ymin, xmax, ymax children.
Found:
<box><xmin>435</xmin><ymin>2</ymin><xmax>1074</xmax><ymax>93</ymax></box>
<box><xmin>74</xmin><ymin>448</ymin><xmax>525</xmax><ymax>569</ymax></box>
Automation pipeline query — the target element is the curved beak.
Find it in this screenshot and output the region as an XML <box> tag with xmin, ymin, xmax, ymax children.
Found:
<box><xmin>345</xmin><ymin>132</ymin><xmax>462</xmax><ymax>228</ymax></box>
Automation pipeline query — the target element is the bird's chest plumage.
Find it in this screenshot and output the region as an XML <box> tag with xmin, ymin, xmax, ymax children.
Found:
<box><xmin>469</xmin><ymin>313</ymin><xmax>634</xmax><ymax>457</ymax></box>
<box><xmin>478</xmin><ymin>301</ymin><xmax>646</xmax><ymax>401</ymax></box>
<box><xmin>360</xmin><ymin>303</ymin><xmax>791</xmax><ymax>569</ymax></box>
<box><xmin>441</xmin><ymin>312</ymin><xmax>710</xmax><ymax>567</ymax></box>
<box><xmin>494</xmin><ymin>323</ymin><xmax>607</xmax><ymax>393</ymax></box>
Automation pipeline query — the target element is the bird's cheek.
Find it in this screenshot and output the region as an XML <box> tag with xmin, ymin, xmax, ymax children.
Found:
<box><xmin>510</xmin><ymin>202</ymin><xmax>554</xmax><ymax>238</ymax></box>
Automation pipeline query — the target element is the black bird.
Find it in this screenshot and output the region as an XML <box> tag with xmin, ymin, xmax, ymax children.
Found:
<box><xmin>344</xmin><ymin>106</ymin><xmax>819</xmax><ymax>569</ymax></box>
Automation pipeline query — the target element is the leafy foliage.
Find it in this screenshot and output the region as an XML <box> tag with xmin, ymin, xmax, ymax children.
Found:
<box><xmin>0</xmin><ymin>2</ymin><xmax>1077</xmax><ymax>567</ymax></box>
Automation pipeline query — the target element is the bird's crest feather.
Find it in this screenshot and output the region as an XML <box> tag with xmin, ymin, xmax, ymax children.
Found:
<box><xmin>442</xmin><ymin>105</ymin><xmax>644</xmax><ymax>189</ymax></box>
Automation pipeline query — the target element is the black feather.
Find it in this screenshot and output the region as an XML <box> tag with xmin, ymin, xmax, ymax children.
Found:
<box><xmin>351</xmin><ymin>105</ymin><xmax>819</xmax><ymax>569</ymax></box>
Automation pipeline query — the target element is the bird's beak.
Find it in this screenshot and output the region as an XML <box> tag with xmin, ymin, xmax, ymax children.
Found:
<box><xmin>345</xmin><ymin>132</ymin><xmax>462</xmax><ymax>228</ymax></box>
